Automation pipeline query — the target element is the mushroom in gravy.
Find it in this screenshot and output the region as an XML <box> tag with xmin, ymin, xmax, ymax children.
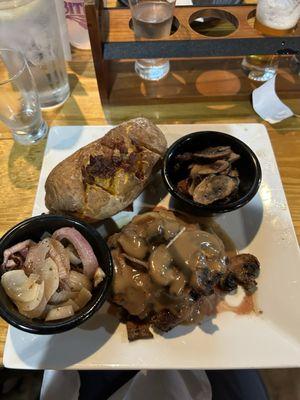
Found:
<box><xmin>108</xmin><ymin>209</ymin><xmax>260</xmax><ymax>341</ymax></box>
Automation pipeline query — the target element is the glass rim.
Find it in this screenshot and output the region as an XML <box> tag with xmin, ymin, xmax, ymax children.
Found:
<box><xmin>0</xmin><ymin>48</ymin><xmax>27</xmax><ymax>86</ymax></box>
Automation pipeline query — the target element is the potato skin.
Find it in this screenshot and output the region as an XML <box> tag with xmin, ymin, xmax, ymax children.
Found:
<box><xmin>45</xmin><ymin>118</ymin><xmax>167</xmax><ymax>221</ymax></box>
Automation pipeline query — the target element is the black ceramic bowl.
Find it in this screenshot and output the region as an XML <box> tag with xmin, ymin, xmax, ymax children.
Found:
<box><xmin>0</xmin><ymin>214</ymin><xmax>113</xmax><ymax>335</ymax></box>
<box><xmin>163</xmin><ymin>131</ymin><xmax>262</xmax><ymax>216</ymax></box>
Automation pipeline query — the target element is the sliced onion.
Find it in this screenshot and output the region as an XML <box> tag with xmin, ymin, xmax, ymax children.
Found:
<box><xmin>61</xmin><ymin>298</ymin><xmax>80</xmax><ymax>312</ymax></box>
<box><xmin>25</xmin><ymin>239</ymin><xmax>70</xmax><ymax>282</ymax></box>
<box><xmin>2</xmin><ymin>239</ymin><xmax>35</xmax><ymax>268</ymax></box>
<box><xmin>52</xmin><ymin>227</ymin><xmax>100</xmax><ymax>279</ymax></box>
<box><xmin>69</xmin><ymin>291</ymin><xmax>80</xmax><ymax>300</ymax></box>
<box><xmin>20</xmin><ymin>295</ymin><xmax>47</xmax><ymax>319</ymax></box>
<box><xmin>19</xmin><ymin>248</ymin><xmax>29</xmax><ymax>259</ymax></box>
<box><xmin>94</xmin><ymin>268</ymin><xmax>105</xmax><ymax>287</ymax></box>
<box><xmin>41</xmin><ymin>231</ymin><xmax>51</xmax><ymax>240</ymax></box>
<box><xmin>49</xmin><ymin>289</ymin><xmax>72</xmax><ymax>304</ymax></box>
<box><xmin>1</xmin><ymin>270</ymin><xmax>39</xmax><ymax>302</ymax></box>
<box><xmin>45</xmin><ymin>305</ymin><xmax>74</xmax><ymax>321</ymax></box>
<box><xmin>68</xmin><ymin>270</ymin><xmax>92</xmax><ymax>292</ymax></box>
<box><xmin>16</xmin><ymin>281</ymin><xmax>45</xmax><ymax>312</ymax></box>
<box><xmin>47</xmin><ymin>239</ymin><xmax>70</xmax><ymax>281</ymax></box>
<box><xmin>6</xmin><ymin>259</ymin><xmax>17</xmax><ymax>269</ymax></box>
<box><xmin>24</xmin><ymin>240</ymin><xmax>51</xmax><ymax>275</ymax></box>
<box><xmin>66</xmin><ymin>245</ymin><xmax>82</xmax><ymax>266</ymax></box>
<box><xmin>38</xmin><ymin>258</ymin><xmax>59</xmax><ymax>302</ymax></box>
<box><xmin>73</xmin><ymin>287</ymin><xmax>92</xmax><ymax>309</ymax></box>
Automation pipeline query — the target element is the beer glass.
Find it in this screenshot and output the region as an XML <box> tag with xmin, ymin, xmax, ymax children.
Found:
<box><xmin>255</xmin><ymin>0</ymin><xmax>300</xmax><ymax>36</ymax></box>
<box><xmin>243</xmin><ymin>0</ymin><xmax>300</xmax><ymax>82</ymax></box>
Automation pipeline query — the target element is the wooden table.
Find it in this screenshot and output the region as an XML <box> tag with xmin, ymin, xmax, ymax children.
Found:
<box><xmin>0</xmin><ymin>48</ymin><xmax>299</xmax><ymax>365</ymax></box>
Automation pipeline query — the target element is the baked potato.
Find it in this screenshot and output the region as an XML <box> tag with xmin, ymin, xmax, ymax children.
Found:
<box><xmin>45</xmin><ymin>118</ymin><xmax>167</xmax><ymax>221</ymax></box>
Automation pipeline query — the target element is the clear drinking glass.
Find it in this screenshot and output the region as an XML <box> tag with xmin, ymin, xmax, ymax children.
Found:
<box><xmin>242</xmin><ymin>54</ymin><xmax>279</xmax><ymax>82</ymax></box>
<box><xmin>0</xmin><ymin>0</ymin><xmax>70</xmax><ymax>109</ymax></box>
<box><xmin>242</xmin><ymin>0</ymin><xmax>300</xmax><ymax>82</ymax></box>
<box><xmin>255</xmin><ymin>0</ymin><xmax>300</xmax><ymax>36</ymax></box>
<box><xmin>129</xmin><ymin>0</ymin><xmax>176</xmax><ymax>81</ymax></box>
<box><xmin>0</xmin><ymin>49</ymin><xmax>48</xmax><ymax>145</ymax></box>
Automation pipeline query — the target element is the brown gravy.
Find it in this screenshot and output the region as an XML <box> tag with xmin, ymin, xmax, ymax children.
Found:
<box><xmin>110</xmin><ymin>209</ymin><xmax>256</xmax><ymax>327</ymax></box>
<box><xmin>217</xmin><ymin>294</ymin><xmax>256</xmax><ymax>316</ymax></box>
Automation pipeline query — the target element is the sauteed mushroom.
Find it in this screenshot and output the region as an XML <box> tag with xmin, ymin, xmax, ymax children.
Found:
<box><xmin>109</xmin><ymin>210</ymin><xmax>260</xmax><ymax>341</ymax></box>
<box><xmin>193</xmin><ymin>175</ymin><xmax>238</xmax><ymax>205</ymax></box>
<box><xmin>176</xmin><ymin>145</ymin><xmax>241</xmax><ymax>206</ymax></box>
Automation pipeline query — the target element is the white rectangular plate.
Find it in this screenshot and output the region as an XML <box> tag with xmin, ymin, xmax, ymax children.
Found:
<box><xmin>4</xmin><ymin>124</ymin><xmax>300</xmax><ymax>370</ymax></box>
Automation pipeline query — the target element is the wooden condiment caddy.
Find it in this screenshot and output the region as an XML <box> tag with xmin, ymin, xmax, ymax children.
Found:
<box><xmin>85</xmin><ymin>0</ymin><xmax>300</xmax><ymax>107</ymax></box>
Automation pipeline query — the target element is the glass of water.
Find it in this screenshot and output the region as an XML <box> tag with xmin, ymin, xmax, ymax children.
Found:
<box><xmin>0</xmin><ymin>49</ymin><xmax>48</xmax><ymax>145</ymax></box>
<box><xmin>0</xmin><ymin>0</ymin><xmax>70</xmax><ymax>109</ymax></box>
<box><xmin>129</xmin><ymin>0</ymin><xmax>176</xmax><ymax>81</ymax></box>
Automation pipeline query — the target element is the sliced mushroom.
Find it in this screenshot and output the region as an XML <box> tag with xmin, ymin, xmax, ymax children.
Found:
<box><xmin>177</xmin><ymin>179</ymin><xmax>190</xmax><ymax>196</ymax></box>
<box><xmin>227</xmin><ymin>151</ymin><xmax>240</xmax><ymax>163</ymax></box>
<box><xmin>118</xmin><ymin>233</ymin><xmax>148</xmax><ymax>260</ymax></box>
<box><xmin>228</xmin><ymin>254</ymin><xmax>260</xmax><ymax>292</ymax></box>
<box><xmin>168</xmin><ymin>230</ymin><xmax>225</xmax><ymax>273</ymax></box>
<box><xmin>193</xmin><ymin>175</ymin><xmax>238</xmax><ymax>205</ymax></box>
<box><xmin>219</xmin><ymin>166</ymin><xmax>232</xmax><ymax>175</ymax></box>
<box><xmin>175</xmin><ymin>152</ymin><xmax>194</xmax><ymax>162</ymax></box>
<box><xmin>188</xmin><ymin>176</ymin><xmax>204</xmax><ymax>197</ymax></box>
<box><xmin>229</xmin><ymin>169</ymin><xmax>239</xmax><ymax>178</ymax></box>
<box><xmin>190</xmin><ymin>160</ymin><xmax>230</xmax><ymax>177</ymax></box>
<box><xmin>190</xmin><ymin>267</ymin><xmax>221</xmax><ymax>296</ymax></box>
<box><xmin>218</xmin><ymin>271</ymin><xmax>238</xmax><ymax>292</ymax></box>
<box><xmin>169</xmin><ymin>269</ymin><xmax>186</xmax><ymax>296</ymax></box>
<box><xmin>122</xmin><ymin>253</ymin><xmax>149</xmax><ymax>271</ymax></box>
<box><xmin>149</xmin><ymin>245</ymin><xmax>175</xmax><ymax>286</ymax></box>
<box><xmin>194</xmin><ymin>146</ymin><xmax>232</xmax><ymax>160</ymax></box>
<box><xmin>162</xmin><ymin>219</ymin><xmax>182</xmax><ymax>241</ymax></box>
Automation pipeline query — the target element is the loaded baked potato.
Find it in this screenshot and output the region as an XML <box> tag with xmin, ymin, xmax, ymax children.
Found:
<box><xmin>45</xmin><ymin>118</ymin><xmax>167</xmax><ymax>221</ymax></box>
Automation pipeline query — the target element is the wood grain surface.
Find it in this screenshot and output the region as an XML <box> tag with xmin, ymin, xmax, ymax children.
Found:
<box><xmin>0</xmin><ymin>48</ymin><xmax>299</xmax><ymax>365</ymax></box>
<box><xmin>102</xmin><ymin>6</ymin><xmax>300</xmax><ymax>42</ymax></box>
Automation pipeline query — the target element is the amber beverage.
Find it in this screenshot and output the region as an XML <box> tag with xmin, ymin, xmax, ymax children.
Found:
<box><xmin>255</xmin><ymin>0</ymin><xmax>300</xmax><ymax>36</ymax></box>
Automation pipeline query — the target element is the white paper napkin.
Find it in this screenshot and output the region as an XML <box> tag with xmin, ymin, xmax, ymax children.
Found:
<box><xmin>40</xmin><ymin>370</ymin><xmax>80</xmax><ymax>400</ymax></box>
<box><xmin>252</xmin><ymin>75</ymin><xmax>294</xmax><ymax>124</ymax></box>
